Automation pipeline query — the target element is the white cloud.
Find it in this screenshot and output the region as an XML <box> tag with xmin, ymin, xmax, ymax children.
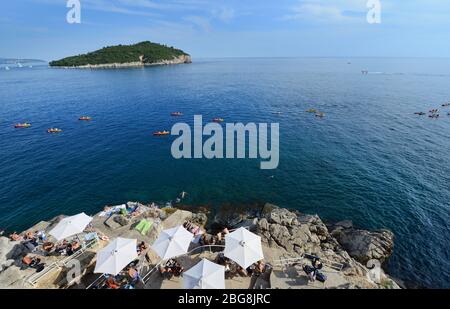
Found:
<box><xmin>183</xmin><ymin>15</ymin><xmax>211</xmax><ymax>32</ymax></box>
<box><xmin>182</xmin><ymin>7</ymin><xmax>235</xmax><ymax>32</ymax></box>
<box><xmin>212</xmin><ymin>7</ymin><xmax>235</xmax><ymax>22</ymax></box>
<box><xmin>115</xmin><ymin>0</ymin><xmax>205</xmax><ymax>10</ymax></box>
<box><xmin>284</xmin><ymin>0</ymin><xmax>366</xmax><ymax>23</ymax></box>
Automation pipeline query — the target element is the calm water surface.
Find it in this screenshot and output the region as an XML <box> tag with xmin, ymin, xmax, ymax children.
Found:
<box><xmin>0</xmin><ymin>58</ymin><xmax>449</xmax><ymax>288</ymax></box>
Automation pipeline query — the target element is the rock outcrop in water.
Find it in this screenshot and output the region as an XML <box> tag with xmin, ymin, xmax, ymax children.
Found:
<box><xmin>329</xmin><ymin>221</ymin><xmax>394</xmax><ymax>264</ymax></box>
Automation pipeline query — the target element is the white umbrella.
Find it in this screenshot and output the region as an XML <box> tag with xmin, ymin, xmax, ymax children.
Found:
<box><xmin>94</xmin><ymin>238</ymin><xmax>138</xmax><ymax>276</ymax></box>
<box><xmin>152</xmin><ymin>225</ymin><xmax>193</xmax><ymax>260</ymax></box>
<box><xmin>224</xmin><ymin>227</ymin><xmax>264</xmax><ymax>269</ymax></box>
<box><xmin>183</xmin><ymin>259</ymin><xmax>225</xmax><ymax>289</ymax></box>
<box><xmin>49</xmin><ymin>212</ymin><xmax>93</xmax><ymax>241</ymax></box>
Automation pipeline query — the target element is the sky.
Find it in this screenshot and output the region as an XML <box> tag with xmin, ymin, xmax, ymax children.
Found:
<box><xmin>1</xmin><ymin>0</ymin><xmax>450</xmax><ymax>60</ymax></box>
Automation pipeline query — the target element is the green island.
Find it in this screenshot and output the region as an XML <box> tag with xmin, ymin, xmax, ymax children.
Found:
<box><xmin>49</xmin><ymin>41</ymin><xmax>191</xmax><ymax>68</ymax></box>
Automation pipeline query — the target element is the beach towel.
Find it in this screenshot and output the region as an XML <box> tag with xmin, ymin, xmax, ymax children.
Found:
<box><xmin>140</xmin><ymin>220</ymin><xmax>153</xmax><ymax>236</ymax></box>
<box><xmin>134</xmin><ymin>219</ymin><xmax>153</xmax><ymax>235</ymax></box>
<box><xmin>135</xmin><ymin>219</ymin><xmax>147</xmax><ymax>233</ymax></box>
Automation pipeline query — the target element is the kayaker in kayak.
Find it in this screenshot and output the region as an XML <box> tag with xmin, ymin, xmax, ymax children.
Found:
<box><xmin>315</xmin><ymin>112</ymin><xmax>325</xmax><ymax>118</ymax></box>
<box><xmin>153</xmin><ymin>131</ymin><xmax>170</xmax><ymax>136</ymax></box>
<box><xmin>171</xmin><ymin>112</ymin><xmax>183</xmax><ymax>117</ymax></box>
<box><xmin>14</xmin><ymin>123</ymin><xmax>32</xmax><ymax>128</ymax></box>
<box><xmin>47</xmin><ymin>128</ymin><xmax>63</xmax><ymax>133</ymax></box>
<box><xmin>213</xmin><ymin>118</ymin><xmax>225</xmax><ymax>123</ymax></box>
<box><xmin>79</xmin><ymin>116</ymin><xmax>92</xmax><ymax>121</ymax></box>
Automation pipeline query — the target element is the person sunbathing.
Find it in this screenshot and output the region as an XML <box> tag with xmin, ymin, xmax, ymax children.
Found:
<box><xmin>216</xmin><ymin>228</ymin><xmax>230</xmax><ymax>244</ymax></box>
<box><xmin>303</xmin><ymin>258</ymin><xmax>324</xmax><ymax>282</ymax></box>
<box><xmin>66</xmin><ymin>244</ymin><xmax>74</xmax><ymax>256</ymax></box>
<box><xmin>216</xmin><ymin>254</ymin><xmax>233</xmax><ymax>273</ymax></box>
<box><xmin>55</xmin><ymin>240</ymin><xmax>69</xmax><ymax>254</ymax></box>
<box><xmin>183</xmin><ymin>221</ymin><xmax>201</xmax><ymax>235</ymax></box>
<box><xmin>71</xmin><ymin>241</ymin><xmax>81</xmax><ymax>251</ymax></box>
<box><xmin>24</xmin><ymin>231</ymin><xmax>35</xmax><ymax>240</ymax></box>
<box><xmin>160</xmin><ymin>259</ymin><xmax>184</xmax><ymax>278</ymax></box>
<box><xmin>9</xmin><ymin>232</ymin><xmax>23</xmax><ymax>241</ymax></box>
<box><xmin>236</xmin><ymin>266</ymin><xmax>249</xmax><ymax>277</ymax></box>
<box><xmin>22</xmin><ymin>255</ymin><xmax>42</xmax><ymax>268</ymax></box>
<box><xmin>254</xmin><ymin>260</ymin><xmax>266</xmax><ymax>276</ymax></box>
<box><xmin>137</xmin><ymin>241</ymin><xmax>147</xmax><ymax>255</ymax></box>
<box><xmin>159</xmin><ymin>265</ymin><xmax>169</xmax><ymax>275</ymax></box>
<box><xmin>312</xmin><ymin>258</ymin><xmax>323</xmax><ymax>270</ymax></box>
<box><xmin>106</xmin><ymin>276</ymin><xmax>120</xmax><ymax>289</ymax></box>
<box><xmin>42</xmin><ymin>242</ymin><xmax>54</xmax><ymax>252</ymax></box>
<box><xmin>200</xmin><ymin>233</ymin><xmax>217</xmax><ymax>246</ymax></box>
<box><xmin>128</xmin><ymin>267</ymin><xmax>140</xmax><ymax>283</ymax></box>
<box><xmin>65</xmin><ymin>242</ymin><xmax>81</xmax><ymax>256</ymax></box>
<box><xmin>171</xmin><ymin>261</ymin><xmax>184</xmax><ymax>277</ymax></box>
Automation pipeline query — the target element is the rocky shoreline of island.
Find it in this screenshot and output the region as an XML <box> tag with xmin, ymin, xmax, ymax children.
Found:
<box><xmin>0</xmin><ymin>202</ymin><xmax>402</xmax><ymax>289</ymax></box>
<box><xmin>50</xmin><ymin>54</ymin><xmax>192</xmax><ymax>69</ymax></box>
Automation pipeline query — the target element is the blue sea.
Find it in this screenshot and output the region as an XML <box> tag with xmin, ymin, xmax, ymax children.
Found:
<box><xmin>0</xmin><ymin>58</ymin><xmax>449</xmax><ymax>288</ymax></box>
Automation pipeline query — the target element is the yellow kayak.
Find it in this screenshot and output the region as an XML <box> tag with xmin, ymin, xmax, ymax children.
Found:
<box><xmin>47</xmin><ymin>128</ymin><xmax>63</xmax><ymax>133</ymax></box>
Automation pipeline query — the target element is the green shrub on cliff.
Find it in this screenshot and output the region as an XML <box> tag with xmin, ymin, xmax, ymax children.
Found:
<box><xmin>49</xmin><ymin>41</ymin><xmax>189</xmax><ymax>67</ymax></box>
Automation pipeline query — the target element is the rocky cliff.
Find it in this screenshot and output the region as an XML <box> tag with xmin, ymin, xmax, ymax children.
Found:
<box><xmin>0</xmin><ymin>202</ymin><xmax>400</xmax><ymax>289</ymax></box>
<box><xmin>57</xmin><ymin>55</ymin><xmax>192</xmax><ymax>69</ymax></box>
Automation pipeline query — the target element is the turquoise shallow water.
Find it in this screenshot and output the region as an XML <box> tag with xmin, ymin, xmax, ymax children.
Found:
<box><xmin>0</xmin><ymin>58</ymin><xmax>449</xmax><ymax>288</ymax></box>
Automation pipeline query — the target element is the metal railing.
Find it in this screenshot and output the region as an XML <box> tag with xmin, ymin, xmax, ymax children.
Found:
<box><xmin>27</xmin><ymin>262</ymin><xmax>60</xmax><ymax>286</ymax></box>
<box><xmin>59</xmin><ymin>237</ymin><xmax>98</xmax><ymax>267</ymax></box>
<box><xmin>86</xmin><ymin>273</ymin><xmax>108</xmax><ymax>289</ymax></box>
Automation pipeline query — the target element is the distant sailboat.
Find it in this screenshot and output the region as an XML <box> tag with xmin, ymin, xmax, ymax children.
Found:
<box><xmin>5</xmin><ymin>66</ymin><xmax>10</xmax><ymax>71</ymax></box>
<box><xmin>17</xmin><ymin>62</ymin><xmax>23</xmax><ymax>68</ymax></box>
